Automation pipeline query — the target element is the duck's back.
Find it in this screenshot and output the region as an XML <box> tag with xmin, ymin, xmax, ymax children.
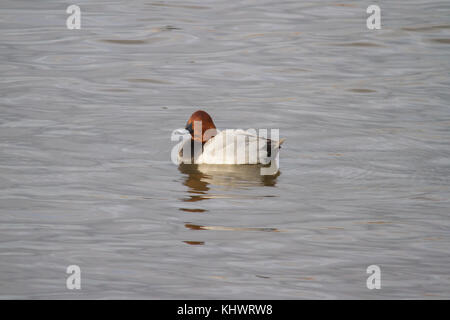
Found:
<box><xmin>197</xmin><ymin>129</ymin><xmax>283</xmax><ymax>165</ymax></box>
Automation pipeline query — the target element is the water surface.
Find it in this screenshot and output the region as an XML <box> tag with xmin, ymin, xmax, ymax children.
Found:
<box><xmin>0</xmin><ymin>0</ymin><xmax>449</xmax><ymax>299</ymax></box>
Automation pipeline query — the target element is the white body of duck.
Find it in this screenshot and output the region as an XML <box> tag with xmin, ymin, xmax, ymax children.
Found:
<box><xmin>177</xmin><ymin>129</ymin><xmax>285</xmax><ymax>165</ymax></box>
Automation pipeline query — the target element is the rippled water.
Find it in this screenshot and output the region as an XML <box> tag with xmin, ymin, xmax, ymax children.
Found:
<box><xmin>1</xmin><ymin>0</ymin><xmax>449</xmax><ymax>299</ymax></box>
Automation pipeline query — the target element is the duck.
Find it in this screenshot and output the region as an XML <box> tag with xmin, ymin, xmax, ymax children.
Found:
<box><xmin>176</xmin><ymin>110</ymin><xmax>285</xmax><ymax>170</ymax></box>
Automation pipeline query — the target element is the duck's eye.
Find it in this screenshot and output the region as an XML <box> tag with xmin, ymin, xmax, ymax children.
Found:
<box><xmin>185</xmin><ymin>122</ymin><xmax>194</xmax><ymax>135</ymax></box>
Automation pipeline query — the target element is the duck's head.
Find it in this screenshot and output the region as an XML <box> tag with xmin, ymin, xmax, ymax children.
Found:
<box><xmin>185</xmin><ymin>110</ymin><xmax>217</xmax><ymax>143</ymax></box>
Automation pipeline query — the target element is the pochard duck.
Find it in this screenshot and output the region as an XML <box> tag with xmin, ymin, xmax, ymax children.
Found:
<box><xmin>176</xmin><ymin>110</ymin><xmax>285</xmax><ymax>168</ymax></box>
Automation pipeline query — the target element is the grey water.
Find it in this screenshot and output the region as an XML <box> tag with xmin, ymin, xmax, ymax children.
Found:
<box><xmin>0</xmin><ymin>0</ymin><xmax>449</xmax><ymax>299</ymax></box>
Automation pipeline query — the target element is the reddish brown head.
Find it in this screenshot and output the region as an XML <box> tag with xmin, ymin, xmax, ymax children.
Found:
<box><xmin>185</xmin><ymin>110</ymin><xmax>217</xmax><ymax>143</ymax></box>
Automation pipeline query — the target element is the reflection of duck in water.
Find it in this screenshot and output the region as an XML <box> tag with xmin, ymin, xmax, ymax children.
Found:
<box><xmin>179</xmin><ymin>164</ymin><xmax>279</xmax><ymax>203</ymax></box>
<box><xmin>179</xmin><ymin>163</ymin><xmax>279</xmax><ymax>193</ymax></box>
<box><xmin>176</xmin><ymin>110</ymin><xmax>285</xmax><ymax>174</ymax></box>
<box><xmin>179</xmin><ymin>164</ymin><xmax>282</xmax><ymax>238</ymax></box>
